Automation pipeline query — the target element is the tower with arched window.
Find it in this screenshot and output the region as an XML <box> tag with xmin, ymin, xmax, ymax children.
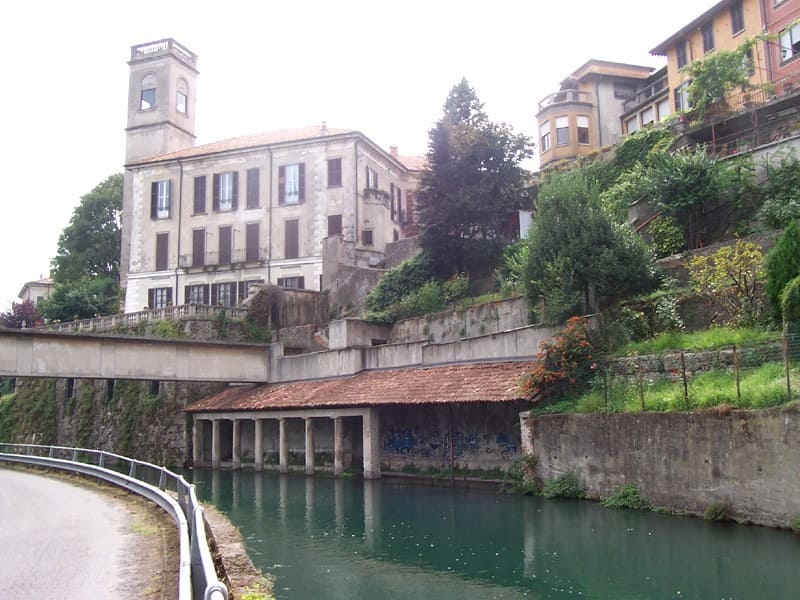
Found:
<box><xmin>125</xmin><ymin>38</ymin><xmax>197</xmax><ymax>164</ymax></box>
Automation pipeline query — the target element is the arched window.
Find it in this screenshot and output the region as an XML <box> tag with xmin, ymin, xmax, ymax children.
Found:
<box><xmin>176</xmin><ymin>78</ymin><xmax>188</xmax><ymax>114</ymax></box>
<box><xmin>140</xmin><ymin>73</ymin><xmax>156</xmax><ymax>110</ymax></box>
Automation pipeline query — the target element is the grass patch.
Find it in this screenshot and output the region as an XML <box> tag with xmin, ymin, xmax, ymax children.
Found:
<box><xmin>573</xmin><ymin>362</ymin><xmax>797</xmax><ymax>414</ymax></box>
<box><xmin>613</xmin><ymin>327</ymin><xmax>775</xmax><ymax>356</ymax></box>
<box><xmin>704</xmin><ymin>502</ymin><xmax>733</xmax><ymax>522</ymax></box>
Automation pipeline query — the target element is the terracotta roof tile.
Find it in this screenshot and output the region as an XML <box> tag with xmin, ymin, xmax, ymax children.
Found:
<box><xmin>397</xmin><ymin>154</ymin><xmax>427</xmax><ymax>171</ymax></box>
<box><xmin>186</xmin><ymin>361</ymin><xmax>533</xmax><ymax>413</ymax></box>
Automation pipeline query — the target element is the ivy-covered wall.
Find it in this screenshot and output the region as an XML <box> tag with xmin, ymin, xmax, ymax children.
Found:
<box><xmin>0</xmin><ymin>376</ymin><xmax>224</xmax><ymax>466</ymax></box>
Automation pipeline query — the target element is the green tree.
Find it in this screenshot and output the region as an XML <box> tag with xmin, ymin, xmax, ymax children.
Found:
<box><xmin>524</xmin><ymin>170</ymin><xmax>656</xmax><ymax>324</ymax></box>
<box><xmin>765</xmin><ymin>221</ymin><xmax>800</xmax><ymax>321</ymax></box>
<box><xmin>758</xmin><ymin>151</ymin><xmax>800</xmax><ymax>228</ymax></box>
<box><xmin>40</xmin><ymin>174</ymin><xmax>123</xmax><ymax>322</ymax></box>
<box><xmin>51</xmin><ymin>173</ymin><xmax>122</xmax><ymax>283</ymax></box>
<box><xmin>417</xmin><ymin>79</ymin><xmax>534</xmax><ymax>277</ymax></box>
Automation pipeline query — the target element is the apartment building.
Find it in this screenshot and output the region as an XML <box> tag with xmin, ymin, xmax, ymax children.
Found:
<box><xmin>650</xmin><ymin>0</ymin><xmax>767</xmax><ymax>113</ymax></box>
<box><xmin>535</xmin><ymin>60</ymin><xmax>664</xmax><ymax>170</ymax></box>
<box><xmin>121</xmin><ymin>39</ymin><xmax>419</xmax><ymax>313</ymax></box>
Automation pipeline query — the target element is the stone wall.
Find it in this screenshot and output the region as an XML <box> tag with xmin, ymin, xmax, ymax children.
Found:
<box><xmin>522</xmin><ymin>407</ymin><xmax>800</xmax><ymax>527</ymax></box>
<box><xmin>5</xmin><ymin>376</ymin><xmax>225</xmax><ymax>467</ymax></box>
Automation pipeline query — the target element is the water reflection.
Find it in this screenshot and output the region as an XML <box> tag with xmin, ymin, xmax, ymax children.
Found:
<box><xmin>190</xmin><ymin>470</ymin><xmax>800</xmax><ymax>600</ymax></box>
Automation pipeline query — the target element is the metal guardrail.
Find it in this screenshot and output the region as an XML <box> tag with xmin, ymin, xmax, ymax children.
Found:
<box><xmin>0</xmin><ymin>444</ymin><xmax>227</xmax><ymax>600</ymax></box>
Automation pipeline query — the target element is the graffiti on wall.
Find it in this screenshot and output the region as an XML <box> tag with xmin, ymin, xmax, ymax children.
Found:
<box><xmin>381</xmin><ymin>428</ymin><xmax>518</xmax><ymax>463</ymax></box>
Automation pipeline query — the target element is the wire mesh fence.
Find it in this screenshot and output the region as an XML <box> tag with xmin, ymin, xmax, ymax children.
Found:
<box><xmin>590</xmin><ymin>335</ymin><xmax>800</xmax><ymax>412</ymax></box>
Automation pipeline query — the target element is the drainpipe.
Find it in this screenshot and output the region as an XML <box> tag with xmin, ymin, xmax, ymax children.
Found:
<box><xmin>593</xmin><ymin>79</ymin><xmax>603</xmax><ymax>147</ymax></box>
<box><xmin>175</xmin><ymin>159</ymin><xmax>184</xmax><ymax>303</ymax></box>
<box><xmin>354</xmin><ymin>139</ymin><xmax>360</xmax><ymax>247</ymax></box>
<box><xmin>759</xmin><ymin>0</ymin><xmax>774</xmax><ymax>82</ymax></box>
<box><xmin>267</xmin><ymin>148</ymin><xmax>273</xmax><ymax>285</ymax></box>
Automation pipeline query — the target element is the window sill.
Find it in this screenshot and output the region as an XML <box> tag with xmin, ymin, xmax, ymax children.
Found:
<box><xmin>327</xmin><ymin>184</ymin><xmax>343</xmax><ymax>189</ymax></box>
<box><xmin>192</xmin><ymin>212</ymin><xmax>207</xmax><ymax>216</ymax></box>
<box><xmin>244</xmin><ymin>205</ymin><xmax>261</xmax><ymax>210</ymax></box>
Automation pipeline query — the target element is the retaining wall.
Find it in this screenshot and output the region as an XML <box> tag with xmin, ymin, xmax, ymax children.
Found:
<box><xmin>522</xmin><ymin>407</ymin><xmax>800</xmax><ymax>527</ymax></box>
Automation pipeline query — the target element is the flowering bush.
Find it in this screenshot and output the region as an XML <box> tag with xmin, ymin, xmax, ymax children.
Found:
<box><xmin>520</xmin><ymin>316</ymin><xmax>596</xmax><ymax>402</ymax></box>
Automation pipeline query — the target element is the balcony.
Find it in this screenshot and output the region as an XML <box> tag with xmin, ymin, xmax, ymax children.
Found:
<box><xmin>180</xmin><ymin>247</ymin><xmax>267</xmax><ymax>270</ymax></box>
<box><xmin>622</xmin><ymin>75</ymin><xmax>668</xmax><ymax>114</ymax></box>
<box><xmin>538</xmin><ymin>89</ymin><xmax>593</xmax><ymax>113</ymax></box>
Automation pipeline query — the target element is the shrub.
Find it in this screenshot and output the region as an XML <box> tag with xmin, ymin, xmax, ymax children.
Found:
<box><xmin>442</xmin><ymin>273</ymin><xmax>469</xmax><ymax>303</ymax></box>
<box><xmin>652</xmin><ymin>295</ymin><xmax>684</xmax><ymax>334</ymax></box>
<box><xmin>791</xmin><ymin>515</ymin><xmax>800</xmax><ymax>534</ymax></box>
<box><xmin>687</xmin><ymin>239</ymin><xmax>764</xmax><ymax>327</ymax></box>
<box><xmin>781</xmin><ymin>274</ymin><xmax>800</xmax><ymax>333</ymax></box>
<box><xmin>541</xmin><ymin>473</ymin><xmax>586</xmax><ymax>499</ymax></box>
<box><xmin>704</xmin><ymin>502</ymin><xmax>733</xmax><ymax>522</ymax></box>
<box><xmin>365</xmin><ymin>253</ymin><xmax>435</xmax><ymax>312</ymax></box>
<box><xmin>247</xmin><ymin>285</ymin><xmax>281</xmax><ymax>327</ymax></box>
<box><xmin>648</xmin><ymin>215</ymin><xmax>685</xmax><ymax>258</ymax></box>
<box><xmin>758</xmin><ymin>151</ymin><xmax>800</xmax><ymax>228</ymax></box>
<box><xmin>499</xmin><ymin>455</ymin><xmax>538</xmax><ymax>495</ymax></box>
<box><xmin>601</xmin><ymin>483</ymin><xmax>650</xmax><ymax>510</ymax></box>
<box><xmin>520</xmin><ymin>316</ymin><xmax>596</xmax><ymax>402</ymax></box>
<box><xmin>765</xmin><ymin>221</ymin><xmax>800</xmax><ymax>322</ymax></box>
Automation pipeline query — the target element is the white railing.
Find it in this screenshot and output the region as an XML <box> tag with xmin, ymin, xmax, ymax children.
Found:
<box><xmin>0</xmin><ymin>443</ymin><xmax>227</xmax><ymax>600</ymax></box>
<box><xmin>38</xmin><ymin>304</ymin><xmax>248</xmax><ymax>334</ymax></box>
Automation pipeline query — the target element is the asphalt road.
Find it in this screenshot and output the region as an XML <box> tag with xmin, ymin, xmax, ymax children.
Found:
<box><xmin>0</xmin><ymin>467</ymin><xmax>142</xmax><ymax>599</ymax></box>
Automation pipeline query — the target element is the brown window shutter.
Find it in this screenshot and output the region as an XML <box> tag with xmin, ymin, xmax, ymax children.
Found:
<box><xmin>390</xmin><ymin>183</ymin><xmax>396</xmax><ymax>220</ymax></box>
<box><xmin>151</xmin><ymin>182</ymin><xmax>158</xmax><ymax>218</ymax></box>
<box><xmin>194</xmin><ymin>176</ymin><xmax>206</xmax><ymax>213</ymax></box>
<box><xmin>278</xmin><ymin>165</ymin><xmax>285</xmax><ymax>204</ymax></box>
<box><xmin>327</xmin><ymin>214</ymin><xmax>342</xmax><ymax>236</ymax></box>
<box><xmin>246</xmin><ymin>222</ymin><xmax>259</xmax><ymax>262</ymax></box>
<box><xmin>155</xmin><ymin>233</ymin><xmax>169</xmax><ymax>271</ymax></box>
<box><xmin>298</xmin><ymin>277</ymin><xmax>305</xmax><ymax>289</ymax></box>
<box><xmin>285</xmin><ymin>219</ymin><xmax>299</xmax><ymax>259</ymax></box>
<box><xmin>212</xmin><ymin>174</ymin><xmax>220</xmax><ymax>211</ymax></box>
<box><xmin>166</xmin><ymin>288</ymin><xmax>173</xmax><ymax>305</ymax></box>
<box><xmin>192</xmin><ymin>229</ymin><xmax>205</xmax><ymax>266</ymax></box>
<box><xmin>148</xmin><ymin>289</ymin><xmax>155</xmax><ymax>309</ymax></box>
<box><xmin>168</xmin><ymin>180</ymin><xmax>173</xmax><ymax>217</ymax></box>
<box><xmin>210</xmin><ymin>284</ymin><xmax>218</xmax><ymax>305</ymax></box>
<box><xmin>231</xmin><ymin>283</ymin><xmax>238</xmax><ymax>306</ymax></box>
<box><xmin>184</xmin><ymin>286</ymin><xmax>190</xmax><ymax>304</ymax></box>
<box><xmin>219</xmin><ymin>226</ymin><xmax>232</xmax><ymax>265</ymax></box>
<box><xmin>298</xmin><ymin>163</ymin><xmax>305</xmax><ymax>202</ymax></box>
<box><xmin>238</xmin><ymin>281</ymin><xmax>246</xmax><ymax>301</ymax></box>
<box><xmin>231</xmin><ymin>172</ymin><xmax>239</xmax><ymax>210</ymax></box>
<box><xmin>247</xmin><ymin>168</ymin><xmax>259</xmax><ymax>208</ymax></box>
<box><xmin>203</xmin><ymin>284</ymin><xmax>210</xmax><ymax>303</ymax></box>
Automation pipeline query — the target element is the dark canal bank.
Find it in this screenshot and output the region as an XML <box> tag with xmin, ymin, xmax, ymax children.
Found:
<box><xmin>190</xmin><ymin>470</ymin><xmax>800</xmax><ymax>600</ymax></box>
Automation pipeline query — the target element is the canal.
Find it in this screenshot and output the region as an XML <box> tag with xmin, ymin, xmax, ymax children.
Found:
<box><xmin>190</xmin><ymin>470</ymin><xmax>800</xmax><ymax>599</ymax></box>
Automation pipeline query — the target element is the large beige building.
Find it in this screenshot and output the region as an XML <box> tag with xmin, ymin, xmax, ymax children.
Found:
<box><xmin>121</xmin><ymin>39</ymin><xmax>419</xmax><ymax>312</ymax></box>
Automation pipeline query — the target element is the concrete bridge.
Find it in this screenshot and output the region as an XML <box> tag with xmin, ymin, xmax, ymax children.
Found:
<box><xmin>0</xmin><ymin>328</ymin><xmax>269</xmax><ymax>383</ymax></box>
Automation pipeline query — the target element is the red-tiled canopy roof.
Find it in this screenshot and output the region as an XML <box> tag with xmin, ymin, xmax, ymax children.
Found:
<box><xmin>186</xmin><ymin>361</ymin><xmax>533</xmax><ymax>413</ymax></box>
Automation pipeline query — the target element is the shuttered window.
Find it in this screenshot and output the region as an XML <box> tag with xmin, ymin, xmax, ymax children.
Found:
<box><xmin>148</xmin><ymin>287</ymin><xmax>172</xmax><ymax>309</ymax></box>
<box><xmin>327</xmin><ymin>214</ymin><xmax>342</xmax><ymax>236</ymax></box>
<box><xmin>219</xmin><ymin>226</ymin><xmax>232</xmax><ymax>266</ymax></box>
<box><xmin>285</xmin><ymin>219</ymin><xmax>299</xmax><ymax>259</ymax></box>
<box><xmin>155</xmin><ymin>232</ymin><xmax>169</xmax><ymax>271</ymax></box>
<box><xmin>277</xmin><ymin>276</ymin><xmax>305</xmax><ymax>289</ymax></box>
<box><xmin>213</xmin><ymin>172</ymin><xmax>238</xmax><ymax>211</ymax></box>
<box><xmin>193</xmin><ymin>176</ymin><xmax>206</xmax><ymax>214</ymax></box>
<box><xmin>150</xmin><ymin>180</ymin><xmax>172</xmax><ymax>219</ymax></box>
<box><xmin>192</xmin><ymin>229</ymin><xmax>205</xmax><ymax>267</ymax></box>
<box><xmin>327</xmin><ymin>158</ymin><xmax>342</xmax><ymax>187</ymax></box>
<box><xmin>210</xmin><ymin>282</ymin><xmax>237</xmax><ymax>307</ymax></box>
<box><xmin>279</xmin><ymin>164</ymin><xmax>305</xmax><ymax>204</ymax></box>
<box><xmin>185</xmin><ymin>284</ymin><xmax>209</xmax><ymax>305</ymax></box>
<box><xmin>246</xmin><ymin>168</ymin><xmax>260</xmax><ymax>209</ymax></box>
<box><xmin>246</xmin><ymin>223</ymin><xmax>260</xmax><ymax>262</ymax></box>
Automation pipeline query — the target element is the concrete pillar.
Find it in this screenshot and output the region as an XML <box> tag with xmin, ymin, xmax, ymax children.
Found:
<box><xmin>192</xmin><ymin>418</ymin><xmax>203</xmax><ymax>467</ymax></box>
<box><xmin>254</xmin><ymin>419</ymin><xmax>264</xmax><ymax>471</ymax></box>
<box><xmin>232</xmin><ymin>419</ymin><xmax>241</xmax><ymax>470</ymax></box>
<box><xmin>305</xmin><ymin>417</ymin><xmax>315</xmax><ymax>475</ymax></box>
<box><xmin>362</xmin><ymin>407</ymin><xmax>381</xmax><ymax>479</ymax></box>
<box><xmin>279</xmin><ymin>418</ymin><xmax>288</xmax><ymax>474</ymax></box>
<box><xmin>334</xmin><ymin>416</ymin><xmax>344</xmax><ymax>476</ymax></box>
<box><xmin>211</xmin><ymin>419</ymin><xmax>221</xmax><ymax>468</ymax></box>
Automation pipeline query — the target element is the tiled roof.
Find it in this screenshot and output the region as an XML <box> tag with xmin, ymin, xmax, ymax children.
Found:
<box><xmin>397</xmin><ymin>154</ymin><xmax>427</xmax><ymax>171</ymax></box>
<box><xmin>128</xmin><ymin>126</ymin><xmax>357</xmax><ymax>165</ymax></box>
<box><xmin>186</xmin><ymin>361</ymin><xmax>533</xmax><ymax>413</ymax></box>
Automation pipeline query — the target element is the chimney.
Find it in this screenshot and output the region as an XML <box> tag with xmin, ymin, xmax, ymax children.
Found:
<box><xmin>389</xmin><ymin>145</ymin><xmax>398</xmax><ymax>158</ymax></box>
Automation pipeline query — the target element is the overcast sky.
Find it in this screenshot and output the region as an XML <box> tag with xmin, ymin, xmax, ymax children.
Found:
<box><xmin>0</xmin><ymin>0</ymin><xmax>716</xmax><ymax>311</ymax></box>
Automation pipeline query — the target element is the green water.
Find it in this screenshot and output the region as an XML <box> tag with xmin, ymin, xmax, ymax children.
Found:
<box><xmin>190</xmin><ymin>470</ymin><xmax>800</xmax><ymax>599</ymax></box>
